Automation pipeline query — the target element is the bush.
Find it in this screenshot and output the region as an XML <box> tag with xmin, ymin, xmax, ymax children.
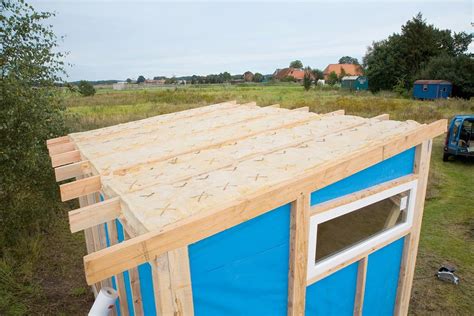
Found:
<box><xmin>0</xmin><ymin>0</ymin><xmax>67</xmax><ymax>313</ymax></box>
<box><xmin>77</xmin><ymin>81</ymin><xmax>96</xmax><ymax>96</ymax></box>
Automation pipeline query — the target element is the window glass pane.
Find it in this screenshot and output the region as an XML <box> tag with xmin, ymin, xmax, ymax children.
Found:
<box><xmin>315</xmin><ymin>191</ymin><xmax>410</xmax><ymax>262</ymax></box>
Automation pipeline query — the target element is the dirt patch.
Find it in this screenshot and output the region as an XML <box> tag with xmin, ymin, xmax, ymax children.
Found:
<box><xmin>30</xmin><ymin>210</ymin><xmax>93</xmax><ymax>314</ymax></box>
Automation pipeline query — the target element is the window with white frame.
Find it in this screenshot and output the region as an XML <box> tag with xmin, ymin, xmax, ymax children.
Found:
<box><xmin>307</xmin><ymin>180</ymin><xmax>418</xmax><ymax>281</ymax></box>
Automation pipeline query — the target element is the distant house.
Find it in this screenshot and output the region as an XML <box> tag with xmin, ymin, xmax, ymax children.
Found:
<box><xmin>243</xmin><ymin>71</ymin><xmax>254</xmax><ymax>82</ymax></box>
<box><xmin>272</xmin><ymin>68</ymin><xmax>314</xmax><ymax>81</ymax></box>
<box><xmin>413</xmin><ymin>80</ymin><xmax>452</xmax><ymax>100</ymax></box>
<box><xmin>323</xmin><ymin>64</ymin><xmax>363</xmax><ymax>80</ymax></box>
<box><xmin>144</xmin><ymin>79</ymin><xmax>166</xmax><ymax>85</ymax></box>
<box><xmin>341</xmin><ymin>76</ymin><xmax>369</xmax><ymax>91</ymax></box>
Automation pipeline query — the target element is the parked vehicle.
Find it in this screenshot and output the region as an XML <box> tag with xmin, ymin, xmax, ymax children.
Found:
<box><xmin>443</xmin><ymin>115</ymin><xmax>474</xmax><ymax>161</ymax></box>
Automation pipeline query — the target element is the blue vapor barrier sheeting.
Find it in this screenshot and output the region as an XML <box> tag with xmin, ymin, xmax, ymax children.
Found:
<box><xmin>363</xmin><ymin>237</ymin><xmax>405</xmax><ymax>316</ymax></box>
<box><xmin>115</xmin><ymin>220</ymin><xmax>136</xmax><ymax>316</ymax></box>
<box><xmin>104</xmin><ymin>222</ymin><xmax>121</xmax><ymax>316</ymax></box>
<box><xmin>138</xmin><ymin>263</ymin><xmax>156</xmax><ymax>316</ymax></box>
<box><xmin>189</xmin><ymin>204</ymin><xmax>291</xmax><ymax>316</ymax></box>
<box><xmin>305</xmin><ymin>262</ymin><xmax>358</xmax><ymax>316</ymax></box>
<box><xmin>310</xmin><ymin>147</ymin><xmax>415</xmax><ymax>206</ymax></box>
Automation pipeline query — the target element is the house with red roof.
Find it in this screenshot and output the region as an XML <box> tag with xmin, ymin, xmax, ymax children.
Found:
<box><xmin>323</xmin><ymin>64</ymin><xmax>363</xmax><ymax>80</ymax></box>
<box><xmin>272</xmin><ymin>68</ymin><xmax>314</xmax><ymax>81</ymax></box>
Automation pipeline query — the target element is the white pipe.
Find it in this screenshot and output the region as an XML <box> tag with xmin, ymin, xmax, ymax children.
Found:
<box><xmin>89</xmin><ymin>287</ymin><xmax>118</xmax><ymax>316</ymax></box>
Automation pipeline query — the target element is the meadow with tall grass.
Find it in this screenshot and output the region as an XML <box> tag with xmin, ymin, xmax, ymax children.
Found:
<box><xmin>65</xmin><ymin>84</ymin><xmax>473</xmax><ymax>132</ymax></box>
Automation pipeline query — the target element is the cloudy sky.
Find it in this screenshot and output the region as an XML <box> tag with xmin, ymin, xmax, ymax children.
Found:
<box><xmin>31</xmin><ymin>0</ymin><xmax>473</xmax><ymax>81</ymax></box>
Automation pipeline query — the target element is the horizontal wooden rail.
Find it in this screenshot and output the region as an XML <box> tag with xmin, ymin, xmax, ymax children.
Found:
<box><xmin>60</xmin><ymin>175</ymin><xmax>101</xmax><ymax>202</ymax></box>
<box><xmin>310</xmin><ymin>174</ymin><xmax>418</xmax><ymax>216</ymax></box>
<box><xmin>82</xmin><ymin>119</ymin><xmax>446</xmax><ymax>285</ymax></box>
<box><xmin>48</xmin><ymin>142</ymin><xmax>75</xmax><ymax>156</ymax></box>
<box><xmin>292</xmin><ymin>106</ymin><xmax>309</xmax><ymax>112</ymax></box>
<box><xmin>323</xmin><ymin>109</ymin><xmax>344</xmax><ymax>116</ymax></box>
<box><xmin>47</xmin><ymin>135</ymin><xmax>70</xmax><ymax>147</ymax></box>
<box><xmin>373</xmin><ymin>113</ymin><xmax>390</xmax><ymax>121</ymax></box>
<box><xmin>55</xmin><ymin>160</ymin><xmax>92</xmax><ymax>182</ymax></box>
<box><xmin>51</xmin><ymin>150</ymin><xmax>81</xmax><ymax>168</ymax></box>
<box><xmin>69</xmin><ymin>197</ymin><xmax>121</xmax><ymax>233</ymax></box>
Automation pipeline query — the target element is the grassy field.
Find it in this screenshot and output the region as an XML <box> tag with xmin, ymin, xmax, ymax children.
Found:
<box><xmin>43</xmin><ymin>84</ymin><xmax>473</xmax><ymax>314</ymax></box>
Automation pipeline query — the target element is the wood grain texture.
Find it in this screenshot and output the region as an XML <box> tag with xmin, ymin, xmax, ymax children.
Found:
<box><xmin>69</xmin><ymin>197</ymin><xmax>121</xmax><ymax>233</ymax></box>
<box><xmin>60</xmin><ymin>175</ymin><xmax>101</xmax><ymax>201</ymax></box>
<box><xmin>287</xmin><ymin>193</ymin><xmax>310</xmax><ymax>316</ymax></box>
<box><xmin>354</xmin><ymin>257</ymin><xmax>368</xmax><ymax>316</ymax></box>
<box><xmin>50</xmin><ymin>150</ymin><xmax>81</xmax><ymax>167</ymax></box>
<box><xmin>55</xmin><ymin>160</ymin><xmax>92</xmax><ymax>182</ymax></box>
<box><xmin>394</xmin><ymin>140</ymin><xmax>433</xmax><ymax>315</ymax></box>
<box><xmin>82</xmin><ymin>120</ymin><xmax>445</xmax><ymax>285</ymax></box>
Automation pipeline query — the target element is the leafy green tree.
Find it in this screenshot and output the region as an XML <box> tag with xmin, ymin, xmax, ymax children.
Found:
<box><xmin>326</xmin><ymin>71</ymin><xmax>339</xmax><ymax>85</ymax></box>
<box><xmin>289</xmin><ymin>60</ymin><xmax>303</xmax><ymax>69</ymax></box>
<box><xmin>420</xmin><ymin>54</ymin><xmax>474</xmax><ymax>98</ymax></box>
<box><xmin>1</xmin><ymin>1</ymin><xmax>67</xmax><ymax>310</ymax></box>
<box><xmin>311</xmin><ymin>69</ymin><xmax>324</xmax><ymax>81</ymax></box>
<box><xmin>77</xmin><ymin>80</ymin><xmax>96</xmax><ymax>96</ymax></box>
<box><xmin>303</xmin><ymin>67</ymin><xmax>312</xmax><ymax>91</ymax></box>
<box><xmin>253</xmin><ymin>73</ymin><xmax>264</xmax><ymax>83</ymax></box>
<box><xmin>338</xmin><ymin>56</ymin><xmax>359</xmax><ymax>64</ymax></box>
<box><xmin>126</xmin><ymin>78</ymin><xmax>132</xmax><ymax>83</ymax></box>
<box><xmin>364</xmin><ymin>13</ymin><xmax>472</xmax><ymax>92</ymax></box>
<box><xmin>222</xmin><ymin>72</ymin><xmax>232</xmax><ymax>82</ymax></box>
<box><xmin>137</xmin><ymin>75</ymin><xmax>146</xmax><ymax>83</ymax></box>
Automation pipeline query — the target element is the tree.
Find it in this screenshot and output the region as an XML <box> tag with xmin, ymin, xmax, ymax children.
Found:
<box><xmin>253</xmin><ymin>73</ymin><xmax>264</xmax><ymax>83</ymax></box>
<box><xmin>326</xmin><ymin>71</ymin><xmax>339</xmax><ymax>85</ymax></box>
<box><xmin>311</xmin><ymin>69</ymin><xmax>324</xmax><ymax>81</ymax></box>
<box><xmin>126</xmin><ymin>78</ymin><xmax>132</xmax><ymax>83</ymax></box>
<box><xmin>303</xmin><ymin>67</ymin><xmax>312</xmax><ymax>91</ymax></box>
<box><xmin>364</xmin><ymin>13</ymin><xmax>472</xmax><ymax>92</ymax></box>
<box><xmin>420</xmin><ymin>54</ymin><xmax>474</xmax><ymax>98</ymax></box>
<box><xmin>137</xmin><ymin>75</ymin><xmax>146</xmax><ymax>83</ymax></box>
<box><xmin>77</xmin><ymin>80</ymin><xmax>96</xmax><ymax>96</ymax></box>
<box><xmin>222</xmin><ymin>72</ymin><xmax>232</xmax><ymax>82</ymax></box>
<box><xmin>1</xmin><ymin>1</ymin><xmax>67</xmax><ymax>310</ymax></box>
<box><xmin>338</xmin><ymin>56</ymin><xmax>360</xmax><ymax>64</ymax></box>
<box><xmin>289</xmin><ymin>60</ymin><xmax>303</xmax><ymax>69</ymax></box>
<box><xmin>338</xmin><ymin>68</ymin><xmax>347</xmax><ymax>82</ymax></box>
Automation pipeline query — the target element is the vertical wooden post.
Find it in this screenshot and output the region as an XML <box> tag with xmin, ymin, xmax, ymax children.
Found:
<box><xmin>288</xmin><ymin>193</ymin><xmax>310</xmax><ymax>316</ymax></box>
<box><xmin>353</xmin><ymin>257</ymin><xmax>368</xmax><ymax>315</ymax></box>
<box><xmin>107</xmin><ymin>220</ymin><xmax>131</xmax><ymax>315</ymax></box>
<box><xmin>394</xmin><ymin>140</ymin><xmax>433</xmax><ymax>315</ymax></box>
<box><xmin>151</xmin><ymin>248</ymin><xmax>194</xmax><ymax>315</ymax></box>
<box><xmin>168</xmin><ymin>247</ymin><xmax>195</xmax><ymax>315</ymax></box>
<box><xmin>124</xmin><ymin>231</ymin><xmax>144</xmax><ymax>316</ymax></box>
<box><xmin>151</xmin><ymin>253</ymin><xmax>175</xmax><ymax>315</ymax></box>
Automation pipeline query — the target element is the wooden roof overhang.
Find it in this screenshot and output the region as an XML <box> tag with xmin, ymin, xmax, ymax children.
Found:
<box><xmin>47</xmin><ymin>101</ymin><xmax>446</xmax><ymax>285</ymax></box>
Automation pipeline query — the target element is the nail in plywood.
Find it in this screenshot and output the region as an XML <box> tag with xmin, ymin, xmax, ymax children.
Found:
<box><xmin>288</xmin><ymin>193</ymin><xmax>310</xmax><ymax>316</ymax></box>
<box><xmin>60</xmin><ymin>175</ymin><xmax>101</xmax><ymax>201</ymax></box>
<box><xmin>69</xmin><ymin>197</ymin><xmax>121</xmax><ymax>233</ymax></box>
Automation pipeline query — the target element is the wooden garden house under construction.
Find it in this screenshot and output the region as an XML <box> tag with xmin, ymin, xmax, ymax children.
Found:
<box><xmin>47</xmin><ymin>101</ymin><xmax>446</xmax><ymax>315</ymax></box>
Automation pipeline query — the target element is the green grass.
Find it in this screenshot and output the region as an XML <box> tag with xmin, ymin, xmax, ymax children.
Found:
<box><xmin>46</xmin><ymin>84</ymin><xmax>473</xmax><ymax>314</ymax></box>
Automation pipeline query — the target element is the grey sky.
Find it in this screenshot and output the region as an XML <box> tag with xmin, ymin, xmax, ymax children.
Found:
<box><xmin>31</xmin><ymin>1</ymin><xmax>473</xmax><ymax>81</ymax></box>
